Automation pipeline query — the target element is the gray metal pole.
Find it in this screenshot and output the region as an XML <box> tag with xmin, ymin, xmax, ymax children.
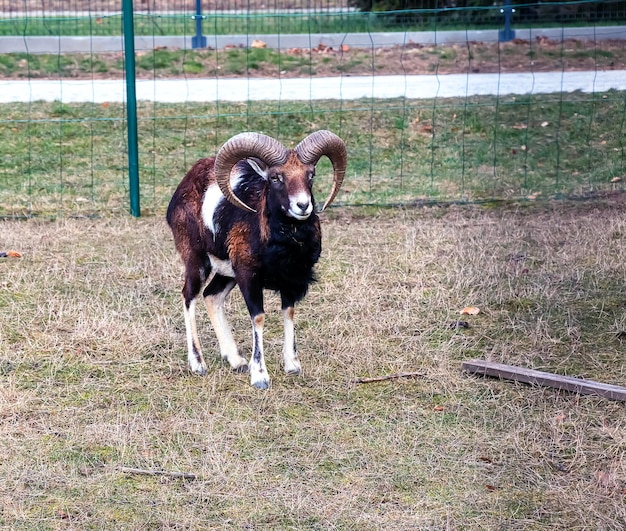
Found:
<box><xmin>499</xmin><ymin>0</ymin><xmax>516</xmax><ymax>42</ymax></box>
<box><xmin>192</xmin><ymin>0</ymin><xmax>207</xmax><ymax>49</ymax></box>
<box><xmin>122</xmin><ymin>0</ymin><xmax>140</xmax><ymax>217</ymax></box>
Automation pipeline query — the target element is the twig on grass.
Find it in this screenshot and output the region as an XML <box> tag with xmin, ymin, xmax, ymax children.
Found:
<box><xmin>119</xmin><ymin>466</ymin><xmax>198</xmax><ymax>480</ymax></box>
<box><xmin>352</xmin><ymin>372</ymin><xmax>425</xmax><ymax>384</ymax></box>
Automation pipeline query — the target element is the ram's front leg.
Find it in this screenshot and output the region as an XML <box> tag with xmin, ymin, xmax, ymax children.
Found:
<box><xmin>249</xmin><ymin>313</ymin><xmax>270</xmax><ymax>389</ymax></box>
<box><xmin>239</xmin><ymin>276</ymin><xmax>270</xmax><ymax>390</ymax></box>
<box><xmin>282</xmin><ymin>305</ymin><xmax>302</xmax><ymax>376</ymax></box>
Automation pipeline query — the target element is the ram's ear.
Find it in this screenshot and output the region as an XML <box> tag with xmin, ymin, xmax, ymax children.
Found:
<box><xmin>247</xmin><ymin>157</ymin><xmax>269</xmax><ymax>179</ymax></box>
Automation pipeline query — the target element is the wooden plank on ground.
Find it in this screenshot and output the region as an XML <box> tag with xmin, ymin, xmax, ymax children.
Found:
<box><xmin>462</xmin><ymin>359</ymin><xmax>626</xmax><ymax>402</ymax></box>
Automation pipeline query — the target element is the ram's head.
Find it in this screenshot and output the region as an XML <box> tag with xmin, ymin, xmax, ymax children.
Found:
<box><xmin>214</xmin><ymin>130</ymin><xmax>347</xmax><ymax>220</ymax></box>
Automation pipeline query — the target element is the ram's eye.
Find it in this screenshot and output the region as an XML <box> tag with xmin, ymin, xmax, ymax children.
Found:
<box><xmin>270</xmin><ymin>174</ymin><xmax>283</xmax><ymax>183</ymax></box>
<box><xmin>308</xmin><ymin>171</ymin><xmax>315</xmax><ymax>182</ymax></box>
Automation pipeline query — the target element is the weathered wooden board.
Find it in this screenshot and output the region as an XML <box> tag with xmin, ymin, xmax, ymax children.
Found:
<box><xmin>462</xmin><ymin>359</ymin><xmax>626</xmax><ymax>402</ymax></box>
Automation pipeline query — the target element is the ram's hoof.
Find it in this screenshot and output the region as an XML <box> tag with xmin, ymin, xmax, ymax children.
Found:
<box><xmin>190</xmin><ymin>364</ymin><xmax>208</xmax><ymax>376</ymax></box>
<box><xmin>285</xmin><ymin>368</ymin><xmax>302</xmax><ymax>376</ymax></box>
<box><xmin>233</xmin><ymin>364</ymin><xmax>249</xmax><ymax>374</ymax></box>
<box><xmin>252</xmin><ymin>379</ymin><xmax>270</xmax><ymax>390</ymax></box>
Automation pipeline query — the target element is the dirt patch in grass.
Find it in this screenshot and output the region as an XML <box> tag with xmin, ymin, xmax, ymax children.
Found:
<box><xmin>1</xmin><ymin>200</ymin><xmax>625</xmax><ymax>528</ymax></box>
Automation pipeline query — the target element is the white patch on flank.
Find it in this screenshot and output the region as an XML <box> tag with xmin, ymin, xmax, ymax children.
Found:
<box><xmin>201</xmin><ymin>173</ymin><xmax>243</xmax><ymax>235</ymax></box>
<box><xmin>208</xmin><ymin>254</ymin><xmax>235</xmax><ymax>278</ymax></box>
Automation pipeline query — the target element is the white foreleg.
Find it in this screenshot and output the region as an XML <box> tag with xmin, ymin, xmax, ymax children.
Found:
<box><xmin>282</xmin><ymin>307</ymin><xmax>302</xmax><ymax>375</ymax></box>
<box><xmin>249</xmin><ymin>314</ymin><xmax>270</xmax><ymax>390</ymax></box>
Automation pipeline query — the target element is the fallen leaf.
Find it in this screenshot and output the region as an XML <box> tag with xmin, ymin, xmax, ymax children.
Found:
<box><xmin>485</xmin><ymin>484</ymin><xmax>496</xmax><ymax>491</ymax></box>
<box><xmin>596</xmin><ymin>470</ymin><xmax>613</xmax><ymax>488</ymax></box>
<box><xmin>433</xmin><ymin>405</ymin><xmax>445</xmax><ymax>411</ymax></box>
<box><xmin>7</xmin><ymin>250</ymin><xmax>22</xmax><ymax>258</ymax></box>
<box><xmin>340</xmin><ymin>44</ymin><xmax>350</xmax><ymax>52</ymax></box>
<box><xmin>611</xmin><ymin>176</ymin><xmax>622</xmax><ymax>183</ymax></box>
<box><xmin>541</xmin><ymin>121</ymin><xmax>549</xmax><ymax>127</ymax></box>
<box><xmin>251</xmin><ymin>39</ymin><xmax>267</xmax><ymax>49</ymax></box>
<box><xmin>460</xmin><ymin>306</ymin><xmax>480</xmax><ymax>315</ymax></box>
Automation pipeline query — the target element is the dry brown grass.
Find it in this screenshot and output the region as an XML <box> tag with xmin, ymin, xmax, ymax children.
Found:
<box><xmin>1</xmin><ymin>200</ymin><xmax>625</xmax><ymax>529</ymax></box>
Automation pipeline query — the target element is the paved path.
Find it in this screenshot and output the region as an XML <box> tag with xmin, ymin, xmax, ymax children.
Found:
<box><xmin>1</xmin><ymin>71</ymin><xmax>625</xmax><ymax>103</ymax></box>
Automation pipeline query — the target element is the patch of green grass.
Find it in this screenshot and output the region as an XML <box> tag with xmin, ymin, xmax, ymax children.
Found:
<box><xmin>224</xmin><ymin>47</ymin><xmax>274</xmax><ymax>73</ymax></box>
<box><xmin>570</xmin><ymin>48</ymin><xmax>616</xmax><ymax>60</ymax></box>
<box><xmin>1</xmin><ymin>91</ymin><xmax>625</xmax><ymax>218</ymax></box>
<box><xmin>336</xmin><ymin>58</ymin><xmax>365</xmax><ymax>72</ymax></box>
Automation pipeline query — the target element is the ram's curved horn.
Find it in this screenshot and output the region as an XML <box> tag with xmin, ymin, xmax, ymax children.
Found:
<box><xmin>214</xmin><ymin>132</ymin><xmax>289</xmax><ymax>213</ymax></box>
<box><xmin>294</xmin><ymin>130</ymin><xmax>347</xmax><ymax>211</ymax></box>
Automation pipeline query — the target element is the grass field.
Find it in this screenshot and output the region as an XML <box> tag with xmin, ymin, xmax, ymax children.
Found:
<box><xmin>1</xmin><ymin>90</ymin><xmax>625</xmax><ymax>218</ymax></box>
<box><xmin>1</xmin><ymin>200</ymin><xmax>625</xmax><ymax>529</ymax></box>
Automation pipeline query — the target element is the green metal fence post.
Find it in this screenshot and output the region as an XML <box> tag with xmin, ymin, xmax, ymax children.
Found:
<box><xmin>122</xmin><ymin>0</ymin><xmax>140</xmax><ymax>217</ymax></box>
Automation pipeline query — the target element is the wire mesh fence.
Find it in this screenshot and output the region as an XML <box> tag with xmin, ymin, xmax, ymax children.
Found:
<box><xmin>3</xmin><ymin>1</ymin><xmax>626</xmax><ymax>36</ymax></box>
<box><xmin>0</xmin><ymin>1</ymin><xmax>625</xmax><ymax>217</ymax></box>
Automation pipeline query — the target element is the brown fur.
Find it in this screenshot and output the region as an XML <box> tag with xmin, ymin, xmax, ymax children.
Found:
<box><xmin>257</xmin><ymin>193</ymin><xmax>270</xmax><ymax>243</ymax></box>
<box><xmin>226</xmin><ymin>221</ymin><xmax>258</xmax><ymax>270</ymax></box>
<box><xmin>283</xmin><ymin>152</ymin><xmax>313</xmax><ymax>199</ymax></box>
<box><xmin>167</xmin><ymin>158</ymin><xmax>217</xmax><ymax>263</ymax></box>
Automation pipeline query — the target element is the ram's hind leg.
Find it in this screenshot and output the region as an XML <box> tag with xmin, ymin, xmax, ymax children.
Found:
<box><xmin>204</xmin><ymin>274</ymin><xmax>248</xmax><ymax>373</ymax></box>
<box><xmin>182</xmin><ymin>272</ymin><xmax>208</xmax><ymax>376</ymax></box>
